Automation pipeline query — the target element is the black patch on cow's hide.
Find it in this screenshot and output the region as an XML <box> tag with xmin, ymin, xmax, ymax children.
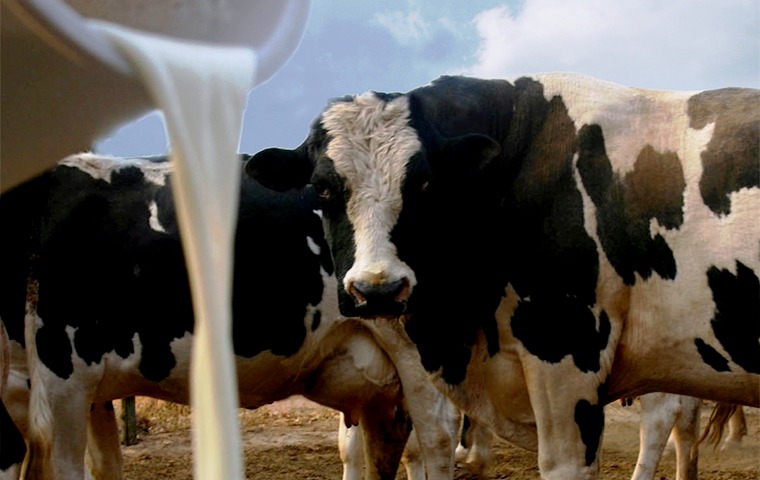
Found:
<box><xmin>498</xmin><ymin>79</ymin><xmax>609</xmax><ymax>373</ymax></box>
<box><xmin>34</xmin><ymin>321</ymin><xmax>74</xmax><ymax>379</ymax></box>
<box><xmin>231</xmin><ymin>179</ymin><xmax>326</xmax><ymax>359</ymax></box>
<box><xmin>574</xmin><ymin>383</ymin><xmax>607</xmax><ymax>467</ymax></box>
<box><xmin>578</xmin><ymin>126</ymin><xmax>684</xmax><ymax>285</ymax></box>
<box><xmin>502</xmin><ymin>80</ymin><xmax>600</xmax><ymax>306</ymax></box>
<box><xmin>512</xmin><ymin>300</ymin><xmax>610</xmax><ymax>373</ymax></box>
<box><xmin>0</xmin><ymin>400</ymin><xmax>26</xmax><ymax>470</ymax></box>
<box><xmin>0</xmin><ymin>173</ymin><xmax>52</xmax><ymax>348</ymax></box>
<box><xmin>704</xmin><ymin>261</ymin><xmax>760</xmax><ymax>374</ymax></box>
<box><xmin>687</xmin><ymin>88</ymin><xmax>760</xmax><ymax>216</ymax></box>
<box><xmin>694</xmin><ymin>338</ymin><xmax>731</xmax><ymax>372</ymax></box>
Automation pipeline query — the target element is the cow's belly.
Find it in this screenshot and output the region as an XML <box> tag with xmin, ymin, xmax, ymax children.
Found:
<box><xmin>605</xmin><ymin>265</ymin><xmax>760</xmax><ymax>406</ymax></box>
<box><xmin>94</xmin><ymin>333</ymin><xmax>194</xmax><ymax>403</ymax></box>
<box><xmin>451</xmin><ymin>337</ymin><xmax>537</xmax><ymax>451</ymax></box>
<box><xmin>92</xmin><ymin>317</ymin><xmax>398</xmax><ymax>414</ymax></box>
<box><xmin>609</xmin><ymin>319</ymin><xmax>760</xmax><ymax>405</ymax></box>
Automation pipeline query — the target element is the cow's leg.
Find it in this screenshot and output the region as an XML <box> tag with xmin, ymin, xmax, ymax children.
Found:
<box><xmin>0</xmin><ymin>370</ymin><xmax>110</xmax><ymax>480</ymax></box>
<box><xmin>338</xmin><ymin>414</ymin><xmax>364</xmax><ymax>480</ymax></box>
<box><xmin>670</xmin><ymin>396</ymin><xmax>700</xmax><ymax>480</ymax></box>
<box><xmin>85</xmin><ymin>401</ymin><xmax>123</xmax><ymax>480</ymax></box>
<box><xmin>455</xmin><ymin>415</ymin><xmax>493</xmax><ymax>477</ymax></box>
<box><xmin>339</xmin><ymin>412</ymin><xmax>430</xmax><ymax>480</ymax></box>
<box><xmin>355</xmin><ymin>400</ymin><xmax>412</xmax><ymax>480</ymax></box>
<box><xmin>631</xmin><ymin>393</ymin><xmax>682</xmax><ymax>480</ymax></box>
<box><xmin>24</xmin><ymin>367</ymin><xmax>95</xmax><ymax>480</ymax></box>
<box><xmin>400</xmin><ymin>427</ymin><xmax>426</xmax><ymax>480</ymax></box>
<box><xmin>723</xmin><ymin>406</ymin><xmax>747</xmax><ymax>449</ymax></box>
<box><xmin>520</xmin><ymin>358</ymin><xmax>605</xmax><ymax>480</ymax></box>
<box><xmin>23</xmin><ymin>313</ymin><xmax>102</xmax><ymax>480</ymax></box>
<box><xmin>365</xmin><ymin>320</ymin><xmax>458</xmax><ymax>480</ymax></box>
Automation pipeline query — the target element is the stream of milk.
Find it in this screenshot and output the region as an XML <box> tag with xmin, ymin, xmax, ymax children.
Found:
<box><xmin>91</xmin><ymin>21</ymin><xmax>256</xmax><ymax>480</ymax></box>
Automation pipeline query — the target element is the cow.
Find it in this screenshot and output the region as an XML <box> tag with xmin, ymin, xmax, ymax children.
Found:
<box><xmin>456</xmin><ymin>394</ymin><xmax>748</xmax><ymax>480</ymax></box>
<box><xmin>628</xmin><ymin>394</ymin><xmax>751</xmax><ymax>480</ymax></box>
<box><xmin>0</xmin><ymin>153</ymin><xmax>461</xmax><ymax>480</ymax></box>
<box><xmin>247</xmin><ymin>73</ymin><xmax>760</xmax><ymax>479</ymax></box>
<box><xmin>630</xmin><ymin>394</ymin><xmax>701</xmax><ymax>480</ymax></box>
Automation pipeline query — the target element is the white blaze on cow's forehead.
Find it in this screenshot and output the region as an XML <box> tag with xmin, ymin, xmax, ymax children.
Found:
<box><xmin>321</xmin><ymin>94</ymin><xmax>420</xmax><ymax>287</ymax></box>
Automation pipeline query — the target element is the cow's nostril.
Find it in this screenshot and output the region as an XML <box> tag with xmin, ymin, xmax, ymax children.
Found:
<box><xmin>348</xmin><ymin>282</ymin><xmax>367</xmax><ymax>306</ymax></box>
<box><xmin>350</xmin><ymin>278</ymin><xmax>410</xmax><ymax>306</ymax></box>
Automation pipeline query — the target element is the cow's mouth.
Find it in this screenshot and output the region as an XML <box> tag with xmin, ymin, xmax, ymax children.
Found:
<box><xmin>340</xmin><ymin>278</ymin><xmax>410</xmax><ymax>318</ymax></box>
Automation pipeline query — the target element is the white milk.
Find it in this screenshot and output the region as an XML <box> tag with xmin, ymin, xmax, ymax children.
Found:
<box><xmin>91</xmin><ymin>22</ymin><xmax>255</xmax><ymax>480</ymax></box>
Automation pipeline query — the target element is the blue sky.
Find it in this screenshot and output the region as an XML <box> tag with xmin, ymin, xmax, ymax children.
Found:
<box><xmin>96</xmin><ymin>0</ymin><xmax>760</xmax><ymax>157</ymax></box>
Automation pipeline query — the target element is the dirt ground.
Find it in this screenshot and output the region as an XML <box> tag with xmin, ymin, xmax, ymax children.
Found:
<box><xmin>119</xmin><ymin>397</ymin><xmax>759</xmax><ymax>480</ymax></box>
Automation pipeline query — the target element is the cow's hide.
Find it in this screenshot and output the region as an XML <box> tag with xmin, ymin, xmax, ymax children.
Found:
<box><xmin>247</xmin><ymin>73</ymin><xmax>760</xmax><ymax>479</ymax></box>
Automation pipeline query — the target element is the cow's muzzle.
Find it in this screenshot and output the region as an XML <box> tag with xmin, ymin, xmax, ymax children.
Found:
<box><xmin>347</xmin><ymin>278</ymin><xmax>410</xmax><ymax>317</ymax></box>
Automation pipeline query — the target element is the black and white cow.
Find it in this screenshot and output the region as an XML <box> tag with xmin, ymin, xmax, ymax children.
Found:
<box><xmin>0</xmin><ymin>153</ymin><xmax>461</xmax><ymax>480</ymax></box>
<box><xmin>457</xmin><ymin>394</ymin><xmax>748</xmax><ymax>480</ymax></box>
<box><xmin>248</xmin><ymin>73</ymin><xmax>760</xmax><ymax>479</ymax></box>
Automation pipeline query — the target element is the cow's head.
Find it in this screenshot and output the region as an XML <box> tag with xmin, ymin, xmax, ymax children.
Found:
<box><xmin>247</xmin><ymin>92</ymin><xmax>500</xmax><ymax>318</ymax></box>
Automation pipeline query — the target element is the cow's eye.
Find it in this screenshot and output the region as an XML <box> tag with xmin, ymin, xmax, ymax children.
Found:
<box><xmin>420</xmin><ymin>181</ymin><xmax>430</xmax><ymax>193</ymax></box>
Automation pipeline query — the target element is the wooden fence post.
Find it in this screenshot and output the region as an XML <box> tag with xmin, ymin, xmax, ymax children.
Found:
<box><xmin>121</xmin><ymin>396</ymin><xmax>138</xmax><ymax>446</ymax></box>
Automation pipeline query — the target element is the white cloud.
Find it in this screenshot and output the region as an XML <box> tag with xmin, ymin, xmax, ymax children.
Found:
<box><xmin>464</xmin><ymin>0</ymin><xmax>759</xmax><ymax>90</ymax></box>
<box><xmin>375</xmin><ymin>9</ymin><xmax>432</xmax><ymax>46</ymax></box>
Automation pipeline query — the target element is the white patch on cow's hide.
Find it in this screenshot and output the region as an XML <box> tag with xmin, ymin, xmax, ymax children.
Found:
<box><xmin>306</xmin><ymin>236</ymin><xmax>320</xmax><ymax>255</ymax></box>
<box><xmin>148</xmin><ymin>201</ymin><xmax>167</xmax><ymax>233</ymax></box>
<box><xmin>343</xmin><ymin>333</ymin><xmax>398</xmax><ymax>387</ymax></box>
<box><xmin>312</xmin><ymin>208</ymin><xmax>323</xmax><ymax>219</ymax></box>
<box><xmin>643</xmin><ymin>118</ymin><xmax>760</xmax><ymax>341</ymax></box>
<box><xmin>529</xmin><ymin>73</ymin><xmax>696</xmax><ymax>176</ymax></box>
<box><xmin>59</xmin><ymin>152</ymin><xmax>169</xmax><ymax>186</ymax></box>
<box><xmin>321</xmin><ymin>94</ymin><xmax>419</xmax><ymax>290</ymax></box>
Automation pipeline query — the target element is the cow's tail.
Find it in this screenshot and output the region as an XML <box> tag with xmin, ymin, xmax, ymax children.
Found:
<box><xmin>697</xmin><ymin>402</ymin><xmax>737</xmax><ymax>449</ymax></box>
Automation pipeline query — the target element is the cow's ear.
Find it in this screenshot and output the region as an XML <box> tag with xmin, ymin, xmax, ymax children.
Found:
<box><xmin>245</xmin><ymin>144</ymin><xmax>312</xmax><ymax>191</ymax></box>
<box><xmin>442</xmin><ymin>134</ymin><xmax>501</xmax><ymax>172</ymax></box>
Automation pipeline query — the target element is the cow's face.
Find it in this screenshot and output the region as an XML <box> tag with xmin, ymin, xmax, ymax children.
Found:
<box><xmin>248</xmin><ymin>92</ymin><xmax>500</xmax><ymax>318</ymax></box>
